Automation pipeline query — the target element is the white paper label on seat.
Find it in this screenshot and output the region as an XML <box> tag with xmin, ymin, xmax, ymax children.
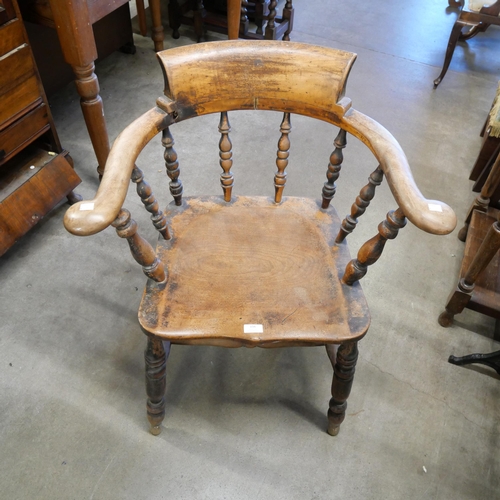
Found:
<box><xmin>428</xmin><ymin>203</ymin><xmax>443</xmax><ymax>212</ymax></box>
<box><xmin>244</xmin><ymin>324</ymin><xmax>263</xmax><ymax>334</ymax></box>
<box><xmin>79</xmin><ymin>202</ymin><xmax>95</xmax><ymax>211</ymax></box>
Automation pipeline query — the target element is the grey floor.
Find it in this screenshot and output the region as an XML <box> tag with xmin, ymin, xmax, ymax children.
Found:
<box><xmin>1</xmin><ymin>1</ymin><xmax>500</xmax><ymax>498</ymax></box>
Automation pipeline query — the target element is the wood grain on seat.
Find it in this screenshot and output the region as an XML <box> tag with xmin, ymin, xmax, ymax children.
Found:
<box><xmin>139</xmin><ymin>196</ymin><xmax>370</xmax><ymax>347</ymax></box>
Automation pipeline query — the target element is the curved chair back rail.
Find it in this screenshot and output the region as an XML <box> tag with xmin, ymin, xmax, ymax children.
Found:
<box><xmin>64</xmin><ymin>41</ymin><xmax>456</xmax><ymax>236</ymax></box>
<box><xmin>64</xmin><ymin>74</ymin><xmax>456</xmax><ymax>236</ymax></box>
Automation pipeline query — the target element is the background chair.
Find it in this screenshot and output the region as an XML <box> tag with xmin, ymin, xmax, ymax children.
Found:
<box><xmin>434</xmin><ymin>0</ymin><xmax>500</xmax><ymax>88</ymax></box>
<box><xmin>64</xmin><ymin>41</ymin><xmax>456</xmax><ymax>436</ymax></box>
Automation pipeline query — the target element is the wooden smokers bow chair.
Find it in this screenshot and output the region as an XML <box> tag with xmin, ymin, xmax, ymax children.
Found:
<box><xmin>64</xmin><ymin>41</ymin><xmax>456</xmax><ymax>436</ymax></box>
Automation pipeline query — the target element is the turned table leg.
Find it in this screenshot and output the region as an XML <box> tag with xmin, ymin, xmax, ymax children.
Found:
<box><xmin>149</xmin><ymin>0</ymin><xmax>165</xmax><ymax>51</ymax></box>
<box><xmin>72</xmin><ymin>63</ymin><xmax>111</xmax><ymax>177</ymax></box>
<box><xmin>48</xmin><ymin>0</ymin><xmax>111</xmax><ymax>177</ymax></box>
<box><xmin>227</xmin><ymin>0</ymin><xmax>242</xmax><ymax>39</ymax></box>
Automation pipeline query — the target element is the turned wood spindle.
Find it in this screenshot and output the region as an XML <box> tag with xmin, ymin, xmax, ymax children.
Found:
<box><xmin>336</xmin><ymin>166</ymin><xmax>384</xmax><ymax>243</ymax></box>
<box><xmin>265</xmin><ymin>0</ymin><xmax>277</xmax><ymax>39</ymax></box>
<box><xmin>439</xmin><ymin>210</ymin><xmax>500</xmax><ymax>327</ymax></box>
<box><xmin>112</xmin><ymin>209</ymin><xmax>166</xmax><ymax>283</ymax></box>
<box><xmin>219</xmin><ymin>112</ymin><xmax>234</xmax><ymax>202</ymax></box>
<box><xmin>145</xmin><ymin>337</ymin><xmax>170</xmax><ymax>435</ymax></box>
<box><xmin>282</xmin><ymin>0</ymin><xmax>293</xmax><ymax>41</ymax></box>
<box><xmin>326</xmin><ymin>342</ymin><xmax>359</xmax><ymax>436</ymax></box>
<box><xmin>162</xmin><ymin>127</ymin><xmax>183</xmax><ymax>206</ymax></box>
<box><xmin>132</xmin><ymin>166</ymin><xmax>170</xmax><ymax>240</ymax></box>
<box><xmin>274</xmin><ymin>112</ymin><xmax>292</xmax><ymax>203</ymax></box>
<box><xmin>342</xmin><ymin>208</ymin><xmax>407</xmax><ymax>285</ymax></box>
<box><xmin>458</xmin><ymin>152</ymin><xmax>500</xmax><ymax>242</ymax></box>
<box><xmin>321</xmin><ymin>129</ymin><xmax>347</xmax><ymax>209</ymax></box>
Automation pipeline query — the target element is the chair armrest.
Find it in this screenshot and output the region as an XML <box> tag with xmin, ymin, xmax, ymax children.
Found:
<box><xmin>341</xmin><ymin>109</ymin><xmax>457</xmax><ymax>235</ymax></box>
<box><xmin>64</xmin><ymin>107</ymin><xmax>170</xmax><ymax>236</ymax></box>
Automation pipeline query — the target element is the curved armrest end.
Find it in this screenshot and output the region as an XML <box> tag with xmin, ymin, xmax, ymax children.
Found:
<box><xmin>341</xmin><ymin>109</ymin><xmax>457</xmax><ymax>235</ymax></box>
<box><xmin>64</xmin><ymin>107</ymin><xmax>171</xmax><ymax>237</ymax></box>
<box><xmin>64</xmin><ymin>201</ymin><xmax>117</xmax><ymax>236</ymax></box>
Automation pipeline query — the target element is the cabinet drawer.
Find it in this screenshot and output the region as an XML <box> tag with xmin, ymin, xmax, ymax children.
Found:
<box><xmin>0</xmin><ymin>104</ymin><xmax>50</xmax><ymax>165</ymax></box>
<box><xmin>0</xmin><ymin>43</ymin><xmax>34</xmax><ymax>94</ymax></box>
<box><xmin>0</xmin><ymin>18</ymin><xmax>24</xmax><ymax>57</ymax></box>
<box><xmin>0</xmin><ymin>43</ymin><xmax>40</xmax><ymax>129</ymax></box>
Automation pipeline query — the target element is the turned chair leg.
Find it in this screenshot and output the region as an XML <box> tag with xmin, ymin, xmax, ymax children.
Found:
<box><xmin>434</xmin><ymin>20</ymin><xmax>469</xmax><ymax>88</ymax></box>
<box><xmin>145</xmin><ymin>337</ymin><xmax>170</xmax><ymax>435</ymax></box>
<box><xmin>325</xmin><ymin>342</ymin><xmax>359</xmax><ymax>436</ymax></box>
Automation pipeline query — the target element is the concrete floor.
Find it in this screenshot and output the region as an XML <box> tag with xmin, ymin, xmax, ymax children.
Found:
<box><xmin>1</xmin><ymin>0</ymin><xmax>500</xmax><ymax>498</ymax></box>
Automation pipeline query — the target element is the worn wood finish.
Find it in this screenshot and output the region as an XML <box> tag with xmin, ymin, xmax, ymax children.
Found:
<box><xmin>321</xmin><ymin>129</ymin><xmax>347</xmax><ymax>209</ymax></box>
<box><xmin>64</xmin><ymin>106</ymin><xmax>170</xmax><ymax>235</ymax></box>
<box><xmin>336</xmin><ymin>166</ymin><xmax>384</xmax><ymax>243</ymax></box>
<box><xmin>138</xmin><ymin>196</ymin><xmax>370</xmax><ymax>347</ymax></box>
<box><xmin>65</xmin><ymin>44</ymin><xmax>455</xmax><ymax>239</ymax></box>
<box><xmin>64</xmin><ymin>41</ymin><xmax>456</xmax><ymax>436</ymax></box>
<box><xmin>156</xmin><ymin>42</ymin><xmax>456</xmax><ymax>235</ymax></box>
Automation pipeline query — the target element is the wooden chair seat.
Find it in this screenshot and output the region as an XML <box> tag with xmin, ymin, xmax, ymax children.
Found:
<box><xmin>139</xmin><ymin>196</ymin><xmax>370</xmax><ymax>347</ymax></box>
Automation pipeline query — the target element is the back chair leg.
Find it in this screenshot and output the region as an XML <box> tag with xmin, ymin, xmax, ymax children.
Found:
<box><xmin>145</xmin><ymin>337</ymin><xmax>170</xmax><ymax>435</ymax></box>
<box><xmin>325</xmin><ymin>341</ymin><xmax>359</xmax><ymax>436</ymax></box>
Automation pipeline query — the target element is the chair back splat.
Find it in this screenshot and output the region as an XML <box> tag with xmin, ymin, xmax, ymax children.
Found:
<box><xmin>64</xmin><ymin>41</ymin><xmax>456</xmax><ymax>437</ymax></box>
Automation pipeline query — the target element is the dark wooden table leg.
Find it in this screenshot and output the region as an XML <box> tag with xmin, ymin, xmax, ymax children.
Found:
<box><xmin>48</xmin><ymin>0</ymin><xmax>111</xmax><ymax>177</ymax></box>
<box><xmin>227</xmin><ymin>0</ymin><xmax>242</xmax><ymax>39</ymax></box>
<box><xmin>149</xmin><ymin>0</ymin><xmax>165</xmax><ymax>51</ymax></box>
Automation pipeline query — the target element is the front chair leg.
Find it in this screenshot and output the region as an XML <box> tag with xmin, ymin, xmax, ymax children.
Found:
<box><xmin>145</xmin><ymin>337</ymin><xmax>170</xmax><ymax>435</ymax></box>
<box><xmin>325</xmin><ymin>342</ymin><xmax>359</xmax><ymax>436</ymax></box>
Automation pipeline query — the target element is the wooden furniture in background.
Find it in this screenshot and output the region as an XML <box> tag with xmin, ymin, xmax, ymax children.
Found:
<box><xmin>439</xmin><ymin>151</ymin><xmax>500</xmax><ymax>336</ymax></box>
<box><xmin>64</xmin><ymin>41</ymin><xmax>456</xmax><ymax>436</ymax></box>
<box><xmin>139</xmin><ymin>0</ymin><xmax>243</xmax><ymax>50</ymax></box>
<box><xmin>468</xmin><ymin>86</ymin><xmax>500</xmax><ymax>209</ymax></box>
<box><xmin>18</xmin><ymin>0</ymin><xmax>136</xmax><ymax>177</ymax></box>
<box><xmin>0</xmin><ymin>0</ymin><xmax>81</xmax><ymax>256</ymax></box>
<box><xmin>434</xmin><ymin>0</ymin><xmax>500</xmax><ymax>88</ymax></box>
<box><xmin>169</xmin><ymin>0</ymin><xmax>293</xmax><ymax>42</ymax></box>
